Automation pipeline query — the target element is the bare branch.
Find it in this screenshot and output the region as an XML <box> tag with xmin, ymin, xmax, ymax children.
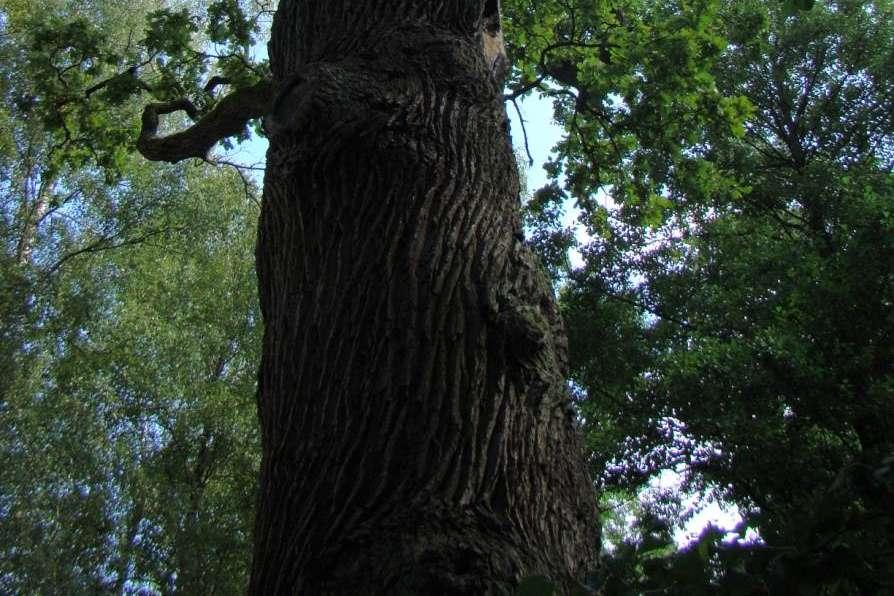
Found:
<box><xmin>84</xmin><ymin>60</ymin><xmax>154</xmax><ymax>97</ymax></box>
<box><xmin>204</xmin><ymin>76</ymin><xmax>232</xmax><ymax>96</ymax></box>
<box><xmin>508</xmin><ymin>97</ymin><xmax>535</xmax><ymax>166</ymax></box>
<box><xmin>45</xmin><ymin>226</ymin><xmax>181</xmax><ymax>275</ymax></box>
<box><xmin>204</xmin><ymin>157</ymin><xmax>263</xmax><ymax>209</ymax></box>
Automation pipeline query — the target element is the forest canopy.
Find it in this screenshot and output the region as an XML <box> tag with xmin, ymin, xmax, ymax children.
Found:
<box><xmin>1</xmin><ymin>0</ymin><xmax>892</xmax><ymax>593</ymax></box>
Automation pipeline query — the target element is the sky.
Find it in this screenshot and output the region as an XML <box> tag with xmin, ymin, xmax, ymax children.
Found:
<box><xmin>507</xmin><ymin>92</ymin><xmax>565</xmax><ymax>192</ymax></box>
<box><xmin>509</xmin><ymin>94</ymin><xmax>590</xmax><ymax>267</ymax></box>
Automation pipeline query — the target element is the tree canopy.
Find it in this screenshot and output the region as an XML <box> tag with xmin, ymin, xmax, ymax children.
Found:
<box><xmin>527</xmin><ymin>0</ymin><xmax>894</xmax><ymax>591</ymax></box>
<box><xmin>1</xmin><ymin>0</ymin><xmax>892</xmax><ymax>593</ymax></box>
<box><xmin>1</xmin><ymin>3</ymin><xmax>261</xmax><ymax>592</ymax></box>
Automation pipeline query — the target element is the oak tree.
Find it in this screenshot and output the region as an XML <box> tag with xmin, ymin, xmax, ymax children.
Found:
<box><xmin>251</xmin><ymin>3</ymin><xmax>600</xmax><ymax>592</ymax></box>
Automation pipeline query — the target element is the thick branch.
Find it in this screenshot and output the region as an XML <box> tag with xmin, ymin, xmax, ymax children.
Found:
<box><xmin>137</xmin><ymin>79</ymin><xmax>275</xmax><ymax>163</ymax></box>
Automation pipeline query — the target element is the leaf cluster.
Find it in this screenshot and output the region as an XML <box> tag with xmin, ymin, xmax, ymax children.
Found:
<box><xmin>516</xmin><ymin>0</ymin><xmax>894</xmax><ymax>591</ymax></box>
<box><xmin>4</xmin><ymin>0</ymin><xmax>268</xmax><ymax>178</ymax></box>
<box><xmin>0</xmin><ymin>5</ymin><xmax>265</xmax><ymax>587</ymax></box>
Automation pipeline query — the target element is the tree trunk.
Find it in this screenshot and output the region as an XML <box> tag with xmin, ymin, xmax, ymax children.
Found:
<box><xmin>251</xmin><ymin>2</ymin><xmax>598</xmax><ymax>593</ymax></box>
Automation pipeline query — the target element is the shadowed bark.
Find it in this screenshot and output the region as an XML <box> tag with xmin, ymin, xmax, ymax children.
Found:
<box><xmin>249</xmin><ymin>1</ymin><xmax>599</xmax><ymax>593</ymax></box>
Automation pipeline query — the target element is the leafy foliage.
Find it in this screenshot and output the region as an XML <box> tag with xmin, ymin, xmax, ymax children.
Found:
<box><xmin>5</xmin><ymin>0</ymin><xmax>269</xmax><ymax>178</ymax></box>
<box><xmin>5</xmin><ymin>0</ymin><xmax>893</xmax><ymax>592</ymax></box>
<box><xmin>0</xmin><ymin>2</ymin><xmax>263</xmax><ymax>591</ymax></box>
<box><xmin>0</xmin><ymin>158</ymin><xmax>262</xmax><ymax>592</ymax></box>
<box><xmin>0</xmin><ymin>162</ymin><xmax>262</xmax><ymax>592</ymax></box>
<box><xmin>513</xmin><ymin>0</ymin><xmax>894</xmax><ymax>591</ymax></box>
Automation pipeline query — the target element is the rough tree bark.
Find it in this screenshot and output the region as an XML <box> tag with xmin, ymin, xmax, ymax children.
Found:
<box><xmin>138</xmin><ymin>0</ymin><xmax>599</xmax><ymax>592</ymax></box>
<box><xmin>251</xmin><ymin>1</ymin><xmax>598</xmax><ymax>592</ymax></box>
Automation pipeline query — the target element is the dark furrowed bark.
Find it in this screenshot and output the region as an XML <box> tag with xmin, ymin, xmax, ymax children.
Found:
<box><xmin>252</xmin><ymin>2</ymin><xmax>599</xmax><ymax>593</ymax></box>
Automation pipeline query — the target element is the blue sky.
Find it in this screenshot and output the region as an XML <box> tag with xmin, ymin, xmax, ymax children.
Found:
<box><xmin>508</xmin><ymin>92</ymin><xmax>565</xmax><ymax>193</ymax></box>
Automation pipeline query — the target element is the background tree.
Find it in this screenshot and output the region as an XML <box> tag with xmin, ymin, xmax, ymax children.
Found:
<box><xmin>515</xmin><ymin>0</ymin><xmax>894</xmax><ymax>591</ymax></box>
<box><xmin>0</xmin><ymin>165</ymin><xmax>261</xmax><ymax>594</ymax></box>
<box><xmin>1</xmin><ymin>2</ymin><xmax>261</xmax><ymax>592</ymax></box>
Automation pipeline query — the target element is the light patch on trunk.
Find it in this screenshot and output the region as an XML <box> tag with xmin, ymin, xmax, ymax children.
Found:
<box><xmin>482</xmin><ymin>0</ymin><xmax>508</xmax><ymax>83</ymax></box>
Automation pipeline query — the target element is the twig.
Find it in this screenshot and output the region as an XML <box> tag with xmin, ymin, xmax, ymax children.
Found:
<box><xmin>205</xmin><ymin>157</ymin><xmax>263</xmax><ymax>208</ymax></box>
<box><xmin>509</xmin><ymin>97</ymin><xmax>535</xmax><ymax>166</ymax></box>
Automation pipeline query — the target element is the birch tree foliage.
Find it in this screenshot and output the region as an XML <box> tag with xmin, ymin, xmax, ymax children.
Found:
<box><xmin>0</xmin><ymin>161</ymin><xmax>262</xmax><ymax>594</ymax></box>
<box><xmin>1</xmin><ymin>1</ymin><xmax>262</xmax><ymax>592</ymax></box>
<box><xmin>0</xmin><ymin>163</ymin><xmax>261</xmax><ymax>594</ymax></box>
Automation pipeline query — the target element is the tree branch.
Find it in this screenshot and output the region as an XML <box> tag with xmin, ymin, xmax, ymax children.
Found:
<box><xmin>45</xmin><ymin>226</ymin><xmax>181</xmax><ymax>275</ymax></box>
<box><xmin>137</xmin><ymin>79</ymin><xmax>275</xmax><ymax>163</ymax></box>
<box><xmin>508</xmin><ymin>97</ymin><xmax>535</xmax><ymax>166</ymax></box>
